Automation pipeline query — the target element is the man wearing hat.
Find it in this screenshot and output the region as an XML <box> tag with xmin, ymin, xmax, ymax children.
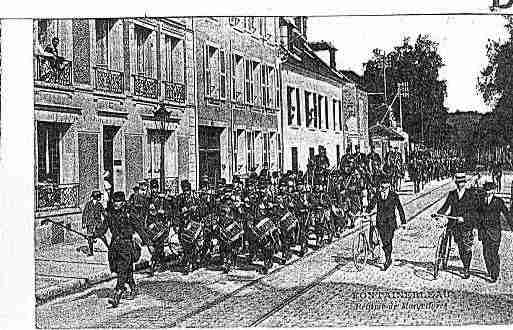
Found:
<box><xmin>128</xmin><ymin>181</ymin><xmax>150</xmax><ymax>226</ymax></box>
<box><xmin>149</xmin><ymin>179</ymin><xmax>160</xmax><ymax>205</ymax></box>
<box><xmin>94</xmin><ymin>191</ymin><xmax>153</xmax><ymax>307</ymax></box>
<box><xmin>436</xmin><ymin>173</ymin><xmax>479</xmax><ymax>279</ymax></box>
<box><xmin>366</xmin><ymin>177</ymin><xmax>406</xmax><ymax>271</ymax></box>
<box><xmin>82</xmin><ymin>190</ymin><xmax>108</xmax><ymax>256</ymax></box>
<box><xmin>477</xmin><ymin>181</ymin><xmax>513</xmax><ymax>282</ymax></box>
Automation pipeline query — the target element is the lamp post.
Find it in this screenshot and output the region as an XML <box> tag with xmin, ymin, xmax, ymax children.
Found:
<box><xmin>154</xmin><ymin>103</ymin><xmax>170</xmax><ymax>193</ymax></box>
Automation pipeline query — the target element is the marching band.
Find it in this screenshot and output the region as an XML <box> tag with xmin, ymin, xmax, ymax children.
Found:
<box><xmin>83</xmin><ymin>145</ymin><xmax>486</xmax><ymax>308</ymax></box>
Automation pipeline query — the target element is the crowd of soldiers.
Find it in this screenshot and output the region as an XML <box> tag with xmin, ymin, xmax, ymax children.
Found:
<box><xmin>85</xmin><ymin>144</ymin><xmax>472</xmax><ymax>308</ymax></box>
<box><xmin>407</xmin><ymin>149</ymin><xmax>471</xmax><ymax>193</ymax></box>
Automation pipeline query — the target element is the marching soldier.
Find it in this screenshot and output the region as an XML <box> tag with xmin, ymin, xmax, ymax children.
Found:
<box><xmin>128</xmin><ymin>181</ymin><xmax>149</xmax><ymax>225</ymax></box>
<box><xmin>94</xmin><ymin>191</ymin><xmax>153</xmax><ymax>308</ymax></box>
<box><xmin>145</xmin><ymin>201</ymin><xmax>170</xmax><ymax>276</ymax></box>
<box><xmin>176</xmin><ymin>180</ymin><xmax>204</xmax><ymax>275</ymax></box>
<box><xmin>477</xmin><ymin>181</ymin><xmax>513</xmax><ymax>283</ymax></box>
<box><xmin>366</xmin><ymin>177</ymin><xmax>406</xmax><ymax>271</ymax></box>
<box><xmin>82</xmin><ymin>190</ymin><xmax>108</xmax><ymax>255</ymax></box>
<box><xmin>435</xmin><ymin>173</ymin><xmax>479</xmax><ymax>279</ymax></box>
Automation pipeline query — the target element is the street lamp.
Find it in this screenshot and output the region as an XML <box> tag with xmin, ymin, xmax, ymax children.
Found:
<box><xmin>154</xmin><ymin>103</ymin><xmax>171</xmax><ymax>193</ymax></box>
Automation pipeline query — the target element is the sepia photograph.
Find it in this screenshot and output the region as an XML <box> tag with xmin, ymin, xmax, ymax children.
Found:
<box><xmin>31</xmin><ymin>10</ymin><xmax>513</xmax><ymax>328</ymax></box>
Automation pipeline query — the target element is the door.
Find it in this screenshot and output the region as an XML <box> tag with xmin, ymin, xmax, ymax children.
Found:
<box><xmin>199</xmin><ymin>126</ymin><xmax>222</xmax><ymax>184</ymax></box>
<box><xmin>103</xmin><ymin>126</ymin><xmax>119</xmax><ymax>195</ymax></box>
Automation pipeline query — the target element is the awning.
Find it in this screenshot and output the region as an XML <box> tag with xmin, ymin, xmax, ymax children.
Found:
<box><xmin>369</xmin><ymin>124</ymin><xmax>405</xmax><ymax>141</ymax></box>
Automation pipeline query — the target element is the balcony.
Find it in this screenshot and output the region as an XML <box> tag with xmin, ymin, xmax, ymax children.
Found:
<box><xmin>35</xmin><ymin>183</ymin><xmax>80</xmax><ymax>212</ymax></box>
<box><xmin>145</xmin><ymin>177</ymin><xmax>179</xmax><ymax>195</ymax></box>
<box><xmin>94</xmin><ymin>67</ymin><xmax>124</xmax><ymax>94</ymax></box>
<box><xmin>133</xmin><ymin>74</ymin><xmax>159</xmax><ymax>99</ymax></box>
<box><xmin>34</xmin><ymin>55</ymin><xmax>72</xmax><ymax>86</ymax></box>
<box><xmin>163</xmin><ymin>81</ymin><xmax>186</xmax><ymax>104</ymax></box>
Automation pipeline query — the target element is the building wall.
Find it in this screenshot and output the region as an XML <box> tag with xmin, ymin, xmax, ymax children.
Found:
<box><xmin>194</xmin><ymin>17</ymin><xmax>281</xmax><ymax>180</ymax></box>
<box><xmin>33</xmin><ymin>18</ymin><xmax>196</xmax><ymax>247</ymax></box>
<box><xmin>281</xmin><ymin>68</ymin><xmax>345</xmax><ymax>172</ymax></box>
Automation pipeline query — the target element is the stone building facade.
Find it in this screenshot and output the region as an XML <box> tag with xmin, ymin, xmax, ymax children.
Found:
<box><xmin>280</xmin><ymin>18</ymin><xmax>357</xmax><ymax>172</ymax></box>
<box><xmin>194</xmin><ymin>17</ymin><xmax>281</xmax><ymax>182</ymax></box>
<box><xmin>33</xmin><ymin>18</ymin><xmax>196</xmax><ymax>246</ymax></box>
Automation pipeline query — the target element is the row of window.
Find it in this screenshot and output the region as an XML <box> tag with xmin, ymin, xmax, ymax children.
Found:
<box><xmin>204</xmin><ymin>44</ymin><xmax>280</xmax><ymax>108</ymax></box>
<box><xmin>228</xmin><ymin>17</ymin><xmax>275</xmax><ymax>41</ymax></box>
<box><xmin>37</xmin><ymin>19</ymin><xmax>185</xmax><ymax>83</ymax></box>
<box><xmin>287</xmin><ymin>86</ymin><xmax>343</xmax><ymax>131</ymax></box>
<box><xmin>233</xmin><ymin>130</ymin><xmax>282</xmax><ymax>173</ymax></box>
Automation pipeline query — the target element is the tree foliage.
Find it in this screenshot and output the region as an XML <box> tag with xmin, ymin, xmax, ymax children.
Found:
<box><xmin>477</xmin><ymin>16</ymin><xmax>513</xmax><ymax>147</ymax></box>
<box><xmin>362</xmin><ymin>34</ymin><xmax>448</xmax><ymax>146</ymax></box>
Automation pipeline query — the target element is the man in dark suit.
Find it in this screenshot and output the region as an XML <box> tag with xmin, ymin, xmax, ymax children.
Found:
<box><xmin>478</xmin><ymin>181</ymin><xmax>513</xmax><ymax>283</ymax></box>
<box><xmin>436</xmin><ymin>173</ymin><xmax>478</xmax><ymax>279</ymax></box>
<box><xmin>82</xmin><ymin>190</ymin><xmax>108</xmax><ymax>255</ymax></box>
<box><xmin>366</xmin><ymin>177</ymin><xmax>406</xmax><ymax>271</ymax></box>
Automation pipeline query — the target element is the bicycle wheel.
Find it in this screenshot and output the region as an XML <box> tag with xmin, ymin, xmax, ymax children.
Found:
<box><xmin>368</xmin><ymin>226</ymin><xmax>382</xmax><ymax>263</ymax></box>
<box><xmin>353</xmin><ymin>232</ymin><xmax>368</xmax><ymax>271</ymax></box>
<box><xmin>433</xmin><ymin>232</ymin><xmax>445</xmax><ymax>279</ymax></box>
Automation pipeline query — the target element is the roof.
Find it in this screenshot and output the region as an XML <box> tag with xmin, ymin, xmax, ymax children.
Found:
<box><xmin>369</xmin><ymin>124</ymin><xmax>405</xmax><ymax>141</ymax></box>
<box><xmin>308</xmin><ymin>40</ymin><xmax>337</xmax><ymax>51</ymax></box>
<box><xmin>339</xmin><ymin>70</ymin><xmax>369</xmax><ymax>92</ymax></box>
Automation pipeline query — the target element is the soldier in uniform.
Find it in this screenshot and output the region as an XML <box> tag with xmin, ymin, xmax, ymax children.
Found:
<box><xmin>367</xmin><ymin>144</ymin><xmax>381</xmax><ymax>175</ymax></box>
<box><xmin>94</xmin><ymin>191</ymin><xmax>153</xmax><ymax>308</ymax></box>
<box><xmin>82</xmin><ymin>190</ymin><xmax>108</xmax><ymax>255</ymax></box>
<box><xmin>149</xmin><ymin>179</ymin><xmax>160</xmax><ymax>205</ymax></box>
<box><xmin>145</xmin><ymin>202</ymin><xmax>169</xmax><ymax>276</ymax></box>
<box><xmin>128</xmin><ymin>181</ymin><xmax>149</xmax><ymax>226</ymax></box>
<box><xmin>176</xmin><ymin>180</ymin><xmax>202</xmax><ymax>275</ymax></box>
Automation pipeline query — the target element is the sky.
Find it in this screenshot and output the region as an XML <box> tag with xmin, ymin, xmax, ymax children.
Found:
<box><xmin>308</xmin><ymin>15</ymin><xmax>510</xmax><ymax>113</ymax></box>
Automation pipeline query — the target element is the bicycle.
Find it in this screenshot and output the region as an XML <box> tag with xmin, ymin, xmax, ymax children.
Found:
<box><xmin>352</xmin><ymin>212</ymin><xmax>382</xmax><ymax>271</ymax></box>
<box><xmin>431</xmin><ymin>213</ymin><xmax>461</xmax><ymax>279</ymax></box>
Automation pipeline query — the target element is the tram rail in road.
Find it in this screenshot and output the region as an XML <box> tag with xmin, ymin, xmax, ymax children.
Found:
<box><xmin>170</xmin><ymin>178</ymin><xmax>458</xmax><ymax>327</ymax></box>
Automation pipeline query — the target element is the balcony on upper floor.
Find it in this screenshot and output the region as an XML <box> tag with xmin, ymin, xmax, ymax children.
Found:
<box><xmin>133</xmin><ymin>74</ymin><xmax>159</xmax><ymax>99</ymax></box>
<box><xmin>34</xmin><ymin>55</ymin><xmax>73</xmax><ymax>87</ymax></box>
<box><xmin>163</xmin><ymin>81</ymin><xmax>186</xmax><ymax>104</ymax></box>
<box><xmin>94</xmin><ymin>67</ymin><xmax>124</xmax><ymax>95</ymax></box>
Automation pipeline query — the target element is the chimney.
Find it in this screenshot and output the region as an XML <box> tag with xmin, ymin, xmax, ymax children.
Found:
<box><xmin>294</xmin><ymin>16</ymin><xmax>307</xmax><ymax>39</ymax></box>
<box><xmin>329</xmin><ymin>48</ymin><xmax>336</xmax><ymax>70</ymax></box>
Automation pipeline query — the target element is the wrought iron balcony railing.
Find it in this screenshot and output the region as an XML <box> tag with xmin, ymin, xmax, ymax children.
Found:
<box><xmin>94</xmin><ymin>67</ymin><xmax>124</xmax><ymax>94</ymax></box>
<box><xmin>163</xmin><ymin>81</ymin><xmax>186</xmax><ymax>104</ymax></box>
<box><xmin>34</xmin><ymin>55</ymin><xmax>72</xmax><ymax>86</ymax></box>
<box><xmin>145</xmin><ymin>177</ymin><xmax>179</xmax><ymax>195</ymax></box>
<box><xmin>35</xmin><ymin>183</ymin><xmax>80</xmax><ymax>212</ymax></box>
<box><xmin>133</xmin><ymin>74</ymin><xmax>159</xmax><ymax>99</ymax></box>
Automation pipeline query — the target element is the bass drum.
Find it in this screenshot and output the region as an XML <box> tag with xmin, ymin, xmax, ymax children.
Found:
<box><xmin>279</xmin><ymin>211</ymin><xmax>299</xmax><ymax>232</ymax></box>
<box><xmin>181</xmin><ymin>220</ymin><xmax>204</xmax><ymax>246</ymax></box>
<box><xmin>254</xmin><ymin>217</ymin><xmax>277</xmax><ymax>243</ymax></box>
<box><xmin>220</xmin><ymin>221</ymin><xmax>244</xmax><ymax>244</ymax></box>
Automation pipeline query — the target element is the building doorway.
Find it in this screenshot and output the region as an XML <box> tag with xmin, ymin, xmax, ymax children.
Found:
<box><xmin>103</xmin><ymin>126</ymin><xmax>119</xmax><ymax>195</ymax></box>
<box><xmin>199</xmin><ymin>126</ymin><xmax>222</xmax><ymax>185</ymax></box>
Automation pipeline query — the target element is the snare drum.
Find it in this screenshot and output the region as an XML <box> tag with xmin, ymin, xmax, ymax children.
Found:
<box><xmin>254</xmin><ymin>217</ymin><xmax>277</xmax><ymax>241</ymax></box>
<box><xmin>181</xmin><ymin>220</ymin><xmax>203</xmax><ymax>245</ymax></box>
<box><xmin>220</xmin><ymin>221</ymin><xmax>243</xmax><ymax>244</ymax></box>
<box><xmin>279</xmin><ymin>212</ymin><xmax>298</xmax><ymax>232</ymax></box>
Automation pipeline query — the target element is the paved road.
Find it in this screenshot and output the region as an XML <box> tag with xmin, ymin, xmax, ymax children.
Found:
<box><xmin>35</xmin><ymin>178</ymin><xmax>513</xmax><ymax>328</ymax></box>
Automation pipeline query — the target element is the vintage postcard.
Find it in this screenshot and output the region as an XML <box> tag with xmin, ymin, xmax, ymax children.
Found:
<box><xmin>32</xmin><ymin>7</ymin><xmax>513</xmax><ymax>329</ymax></box>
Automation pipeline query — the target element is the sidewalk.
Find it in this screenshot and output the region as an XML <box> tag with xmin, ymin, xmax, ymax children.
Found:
<box><xmin>35</xmin><ymin>235</ymin><xmax>154</xmax><ymax>305</ymax></box>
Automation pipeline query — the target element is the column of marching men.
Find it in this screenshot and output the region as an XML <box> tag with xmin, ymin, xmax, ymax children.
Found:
<box><xmin>82</xmin><ymin>146</ymin><xmax>474</xmax><ymax>308</ymax></box>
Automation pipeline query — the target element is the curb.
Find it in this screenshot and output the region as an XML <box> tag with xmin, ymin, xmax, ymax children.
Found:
<box><xmin>35</xmin><ymin>260</ymin><xmax>150</xmax><ymax>306</ymax></box>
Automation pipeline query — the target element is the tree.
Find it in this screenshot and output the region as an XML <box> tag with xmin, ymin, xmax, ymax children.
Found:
<box><xmin>363</xmin><ymin>35</ymin><xmax>448</xmax><ymax>147</ymax></box>
<box><xmin>478</xmin><ymin>16</ymin><xmax>513</xmax><ymax>146</ymax></box>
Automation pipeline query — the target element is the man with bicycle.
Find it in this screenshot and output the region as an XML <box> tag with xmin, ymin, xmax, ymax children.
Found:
<box><xmin>434</xmin><ymin>173</ymin><xmax>478</xmax><ymax>279</ymax></box>
<box><xmin>366</xmin><ymin>177</ymin><xmax>406</xmax><ymax>271</ymax></box>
